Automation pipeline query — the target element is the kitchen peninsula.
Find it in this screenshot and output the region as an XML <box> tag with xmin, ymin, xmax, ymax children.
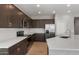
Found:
<box><xmin>0</xmin><ymin>28</ymin><xmax>45</xmax><ymax>55</ymax></box>
<box><xmin>0</xmin><ymin>34</ymin><xmax>35</xmax><ymax>55</ymax></box>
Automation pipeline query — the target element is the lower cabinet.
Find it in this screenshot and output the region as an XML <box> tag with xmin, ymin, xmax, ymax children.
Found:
<box><xmin>8</xmin><ymin>33</ymin><xmax>45</xmax><ymax>55</ymax></box>
<box><xmin>8</xmin><ymin>38</ymin><xmax>28</xmax><ymax>55</ymax></box>
<box><xmin>33</xmin><ymin>33</ymin><xmax>46</xmax><ymax>42</ymax></box>
<box><xmin>26</xmin><ymin>34</ymin><xmax>35</xmax><ymax>50</ymax></box>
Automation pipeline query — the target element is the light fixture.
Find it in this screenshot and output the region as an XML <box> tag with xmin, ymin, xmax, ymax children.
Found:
<box><xmin>67</xmin><ymin>4</ymin><xmax>71</xmax><ymax>7</ymax></box>
<box><xmin>38</xmin><ymin>11</ymin><xmax>41</xmax><ymax>14</ymax></box>
<box><xmin>67</xmin><ymin>10</ymin><xmax>71</xmax><ymax>13</ymax></box>
<box><xmin>36</xmin><ymin>4</ymin><xmax>40</xmax><ymax>7</ymax></box>
<box><xmin>52</xmin><ymin>10</ymin><xmax>56</xmax><ymax>14</ymax></box>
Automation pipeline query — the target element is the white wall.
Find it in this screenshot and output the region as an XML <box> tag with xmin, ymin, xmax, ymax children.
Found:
<box><xmin>55</xmin><ymin>14</ymin><xmax>74</xmax><ymax>36</ymax></box>
<box><xmin>0</xmin><ymin>28</ymin><xmax>45</xmax><ymax>42</ymax></box>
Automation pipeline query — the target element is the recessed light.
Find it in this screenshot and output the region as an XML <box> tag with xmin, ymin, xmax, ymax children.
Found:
<box><xmin>67</xmin><ymin>4</ymin><xmax>71</xmax><ymax>7</ymax></box>
<box><xmin>52</xmin><ymin>10</ymin><xmax>56</xmax><ymax>14</ymax></box>
<box><xmin>38</xmin><ymin>11</ymin><xmax>41</xmax><ymax>14</ymax></box>
<box><xmin>67</xmin><ymin>10</ymin><xmax>71</xmax><ymax>13</ymax></box>
<box><xmin>36</xmin><ymin>4</ymin><xmax>40</xmax><ymax>7</ymax></box>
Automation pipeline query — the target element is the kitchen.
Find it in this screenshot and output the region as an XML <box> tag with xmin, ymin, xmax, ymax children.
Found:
<box><xmin>0</xmin><ymin>4</ymin><xmax>55</xmax><ymax>55</ymax></box>
<box><xmin>1</xmin><ymin>4</ymin><xmax>79</xmax><ymax>55</ymax></box>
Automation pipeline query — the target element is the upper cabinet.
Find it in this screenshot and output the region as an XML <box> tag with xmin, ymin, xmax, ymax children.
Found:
<box><xmin>0</xmin><ymin>4</ymin><xmax>55</xmax><ymax>28</ymax></box>
<box><xmin>32</xmin><ymin>14</ymin><xmax>55</xmax><ymax>28</ymax></box>
<box><xmin>32</xmin><ymin>19</ymin><xmax>55</xmax><ymax>28</ymax></box>
<box><xmin>0</xmin><ymin>4</ymin><xmax>9</xmax><ymax>28</ymax></box>
<box><xmin>0</xmin><ymin>4</ymin><xmax>32</xmax><ymax>28</ymax></box>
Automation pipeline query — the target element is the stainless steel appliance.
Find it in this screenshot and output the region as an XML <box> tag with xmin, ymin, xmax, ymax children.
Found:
<box><xmin>17</xmin><ymin>31</ymin><xmax>24</xmax><ymax>36</ymax></box>
<box><xmin>45</xmin><ymin>24</ymin><xmax>55</xmax><ymax>39</ymax></box>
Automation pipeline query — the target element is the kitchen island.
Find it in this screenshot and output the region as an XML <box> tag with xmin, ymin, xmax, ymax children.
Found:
<box><xmin>46</xmin><ymin>36</ymin><xmax>79</xmax><ymax>55</ymax></box>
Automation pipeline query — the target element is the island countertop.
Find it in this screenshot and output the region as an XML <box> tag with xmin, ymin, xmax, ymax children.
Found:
<box><xmin>46</xmin><ymin>36</ymin><xmax>79</xmax><ymax>50</ymax></box>
<box><xmin>46</xmin><ymin>36</ymin><xmax>79</xmax><ymax>55</ymax></box>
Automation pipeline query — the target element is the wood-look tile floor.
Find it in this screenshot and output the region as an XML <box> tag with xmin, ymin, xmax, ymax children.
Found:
<box><xmin>27</xmin><ymin>42</ymin><xmax>48</xmax><ymax>55</ymax></box>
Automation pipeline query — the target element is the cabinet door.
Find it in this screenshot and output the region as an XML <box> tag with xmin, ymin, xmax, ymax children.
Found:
<box><xmin>0</xmin><ymin>4</ymin><xmax>32</xmax><ymax>28</ymax></box>
<box><xmin>32</xmin><ymin>21</ymin><xmax>40</xmax><ymax>28</ymax></box>
<box><xmin>8</xmin><ymin>5</ymin><xmax>19</xmax><ymax>28</ymax></box>
<box><xmin>23</xmin><ymin>16</ymin><xmax>32</xmax><ymax>28</ymax></box>
<box><xmin>9</xmin><ymin>38</ymin><xmax>28</xmax><ymax>55</ymax></box>
<box><xmin>9</xmin><ymin>44</ymin><xmax>24</xmax><ymax>55</ymax></box>
<box><xmin>34</xmin><ymin>33</ymin><xmax>45</xmax><ymax>42</ymax></box>
<box><xmin>21</xmin><ymin>38</ymin><xmax>28</xmax><ymax>54</ymax></box>
<box><xmin>0</xmin><ymin>4</ymin><xmax>9</xmax><ymax>27</ymax></box>
<box><xmin>9</xmin><ymin>44</ymin><xmax>21</xmax><ymax>55</ymax></box>
<box><xmin>8</xmin><ymin>4</ymin><xmax>25</xmax><ymax>28</ymax></box>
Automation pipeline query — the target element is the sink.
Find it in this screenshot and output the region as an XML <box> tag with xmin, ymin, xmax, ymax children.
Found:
<box><xmin>60</xmin><ymin>36</ymin><xmax>69</xmax><ymax>38</ymax></box>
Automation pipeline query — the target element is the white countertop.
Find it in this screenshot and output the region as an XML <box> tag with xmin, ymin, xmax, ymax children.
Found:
<box><xmin>46</xmin><ymin>36</ymin><xmax>79</xmax><ymax>51</ymax></box>
<box><xmin>0</xmin><ymin>37</ymin><xmax>27</xmax><ymax>48</ymax></box>
<box><xmin>0</xmin><ymin>28</ymin><xmax>45</xmax><ymax>49</ymax></box>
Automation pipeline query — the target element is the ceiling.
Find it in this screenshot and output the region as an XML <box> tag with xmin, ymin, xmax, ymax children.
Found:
<box><xmin>14</xmin><ymin>4</ymin><xmax>79</xmax><ymax>19</ymax></box>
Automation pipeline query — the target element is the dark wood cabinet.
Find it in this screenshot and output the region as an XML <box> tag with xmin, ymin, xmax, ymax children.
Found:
<box><xmin>32</xmin><ymin>19</ymin><xmax>55</xmax><ymax>28</ymax></box>
<box><xmin>33</xmin><ymin>33</ymin><xmax>45</xmax><ymax>42</ymax></box>
<box><xmin>27</xmin><ymin>19</ymin><xmax>32</xmax><ymax>28</ymax></box>
<box><xmin>1</xmin><ymin>34</ymin><xmax>45</xmax><ymax>55</ymax></box>
<box><xmin>8</xmin><ymin>4</ymin><xmax>31</xmax><ymax>28</ymax></box>
<box><xmin>0</xmin><ymin>5</ymin><xmax>9</xmax><ymax>27</ymax></box>
<box><xmin>9</xmin><ymin>38</ymin><xmax>28</xmax><ymax>55</ymax></box>
<box><xmin>27</xmin><ymin>34</ymin><xmax>35</xmax><ymax>46</ymax></box>
<box><xmin>8</xmin><ymin>34</ymin><xmax>35</xmax><ymax>55</ymax></box>
<box><xmin>8</xmin><ymin>6</ymin><xmax>19</xmax><ymax>28</ymax></box>
<box><xmin>0</xmin><ymin>4</ymin><xmax>32</xmax><ymax>28</ymax></box>
<box><xmin>23</xmin><ymin>17</ymin><xmax>32</xmax><ymax>28</ymax></box>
